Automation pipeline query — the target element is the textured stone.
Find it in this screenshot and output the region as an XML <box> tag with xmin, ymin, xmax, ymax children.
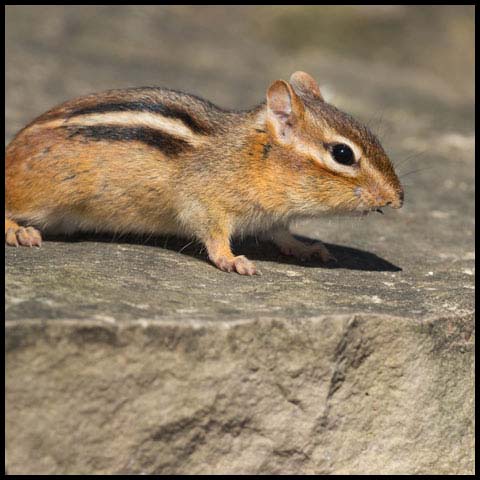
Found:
<box><xmin>5</xmin><ymin>5</ymin><xmax>474</xmax><ymax>474</ymax></box>
<box><xmin>5</xmin><ymin>315</ymin><xmax>474</xmax><ymax>474</ymax></box>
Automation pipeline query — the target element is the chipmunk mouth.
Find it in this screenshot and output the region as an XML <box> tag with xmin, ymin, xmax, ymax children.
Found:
<box><xmin>355</xmin><ymin>207</ymin><xmax>385</xmax><ymax>217</ymax></box>
<box><xmin>347</xmin><ymin>210</ymin><xmax>370</xmax><ymax>217</ymax></box>
<box><xmin>335</xmin><ymin>204</ymin><xmax>385</xmax><ymax>217</ymax></box>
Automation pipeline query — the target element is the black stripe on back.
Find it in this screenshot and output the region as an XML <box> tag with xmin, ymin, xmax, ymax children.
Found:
<box><xmin>65</xmin><ymin>102</ymin><xmax>212</xmax><ymax>135</ymax></box>
<box><xmin>64</xmin><ymin>125</ymin><xmax>191</xmax><ymax>156</ymax></box>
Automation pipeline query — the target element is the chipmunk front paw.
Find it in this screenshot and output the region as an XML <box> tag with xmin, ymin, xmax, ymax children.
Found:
<box><xmin>279</xmin><ymin>241</ymin><xmax>336</xmax><ymax>263</ymax></box>
<box><xmin>214</xmin><ymin>255</ymin><xmax>259</xmax><ymax>275</ymax></box>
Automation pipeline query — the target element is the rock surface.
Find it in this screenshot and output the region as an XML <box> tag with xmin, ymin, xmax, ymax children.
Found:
<box><xmin>5</xmin><ymin>5</ymin><xmax>475</xmax><ymax>474</ymax></box>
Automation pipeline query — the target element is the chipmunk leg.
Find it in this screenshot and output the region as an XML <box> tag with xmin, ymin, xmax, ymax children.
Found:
<box><xmin>269</xmin><ymin>227</ymin><xmax>336</xmax><ymax>263</ymax></box>
<box><xmin>203</xmin><ymin>228</ymin><xmax>259</xmax><ymax>276</ymax></box>
<box><xmin>5</xmin><ymin>217</ymin><xmax>42</xmax><ymax>247</ymax></box>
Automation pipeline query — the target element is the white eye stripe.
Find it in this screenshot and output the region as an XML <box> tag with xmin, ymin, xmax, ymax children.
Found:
<box><xmin>319</xmin><ymin>134</ymin><xmax>363</xmax><ymax>176</ymax></box>
<box><xmin>291</xmin><ymin>139</ymin><xmax>361</xmax><ymax>177</ymax></box>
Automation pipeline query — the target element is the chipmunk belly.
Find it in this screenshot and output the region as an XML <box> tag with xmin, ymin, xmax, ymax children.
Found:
<box><xmin>232</xmin><ymin>205</ymin><xmax>290</xmax><ymax>238</ymax></box>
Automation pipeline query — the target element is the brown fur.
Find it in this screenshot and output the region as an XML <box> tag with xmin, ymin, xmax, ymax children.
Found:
<box><xmin>5</xmin><ymin>72</ymin><xmax>403</xmax><ymax>274</ymax></box>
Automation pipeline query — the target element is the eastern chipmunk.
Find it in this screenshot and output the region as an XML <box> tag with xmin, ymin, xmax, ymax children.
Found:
<box><xmin>5</xmin><ymin>71</ymin><xmax>403</xmax><ymax>275</ymax></box>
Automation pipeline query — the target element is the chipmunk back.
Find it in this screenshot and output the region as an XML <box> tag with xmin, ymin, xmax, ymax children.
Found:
<box><xmin>5</xmin><ymin>71</ymin><xmax>404</xmax><ymax>274</ymax></box>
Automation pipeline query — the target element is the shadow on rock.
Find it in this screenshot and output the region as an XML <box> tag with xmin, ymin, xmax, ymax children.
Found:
<box><xmin>45</xmin><ymin>232</ymin><xmax>401</xmax><ymax>272</ymax></box>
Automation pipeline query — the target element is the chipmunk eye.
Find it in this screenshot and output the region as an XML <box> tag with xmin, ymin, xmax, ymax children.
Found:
<box><xmin>331</xmin><ymin>143</ymin><xmax>355</xmax><ymax>166</ymax></box>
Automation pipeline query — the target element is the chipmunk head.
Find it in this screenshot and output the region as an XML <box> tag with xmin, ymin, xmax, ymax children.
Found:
<box><xmin>265</xmin><ymin>71</ymin><xmax>404</xmax><ymax>214</ymax></box>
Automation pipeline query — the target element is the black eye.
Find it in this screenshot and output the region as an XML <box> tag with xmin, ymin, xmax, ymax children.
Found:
<box><xmin>331</xmin><ymin>143</ymin><xmax>355</xmax><ymax>166</ymax></box>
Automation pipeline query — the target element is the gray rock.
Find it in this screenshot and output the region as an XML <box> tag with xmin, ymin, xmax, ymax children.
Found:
<box><xmin>5</xmin><ymin>5</ymin><xmax>474</xmax><ymax>474</ymax></box>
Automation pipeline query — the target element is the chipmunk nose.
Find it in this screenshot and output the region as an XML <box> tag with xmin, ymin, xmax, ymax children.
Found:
<box><xmin>375</xmin><ymin>187</ymin><xmax>404</xmax><ymax>209</ymax></box>
<box><xmin>387</xmin><ymin>189</ymin><xmax>404</xmax><ymax>209</ymax></box>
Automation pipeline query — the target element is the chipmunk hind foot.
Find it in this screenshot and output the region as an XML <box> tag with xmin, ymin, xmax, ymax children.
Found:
<box><xmin>5</xmin><ymin>217</ymin><xmax>42</xmax><ymax>247</ymax></box>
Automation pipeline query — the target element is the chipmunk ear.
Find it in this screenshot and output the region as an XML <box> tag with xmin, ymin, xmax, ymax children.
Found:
<box><xmin>266</xmin><ymin>80</ymin><xmax>304</xmax><ymax>142</ymax></box>
<box><xmin>289</xmin><ymin>71</ymin><xmax>323</xmax><ymax>101</ymax></box>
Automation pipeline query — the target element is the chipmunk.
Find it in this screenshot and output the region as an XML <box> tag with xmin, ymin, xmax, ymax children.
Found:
<box><xmin>5</xmin><ymin>71</ymin><xmax>403</xmax><ymax>275</ymax></box>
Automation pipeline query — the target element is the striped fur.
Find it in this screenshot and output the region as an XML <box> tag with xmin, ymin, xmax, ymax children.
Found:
<box><xmin>27</xmin><ymin>90</ymin><xmax>220</xmax><ymax>156</ymax></box>
<box><xmin>63</xmin><ymin>125</ymin><xmax>192</xmax><ymax>156</ymax></box>
<box><xmin>61</xmin><ymin>101</ymin><xmax>214</xmax><ymax>135</ymax></box>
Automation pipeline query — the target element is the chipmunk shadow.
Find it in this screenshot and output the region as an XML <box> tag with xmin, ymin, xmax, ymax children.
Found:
<box><xmin>50</xmin><ymin>232</ymin><xmax>401</xmax><ymax>272</ymax></box>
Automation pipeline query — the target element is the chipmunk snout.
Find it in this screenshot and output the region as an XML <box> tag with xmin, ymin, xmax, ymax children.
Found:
<box><xmin>368</xmin><ymin>186</ymin><xmax>404</xmax><ymax>210</ymax></box>
<box><xmin>389</xmin><ymin>188</ymin><xmax>404</xmax><ymax>209</ymax></box>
